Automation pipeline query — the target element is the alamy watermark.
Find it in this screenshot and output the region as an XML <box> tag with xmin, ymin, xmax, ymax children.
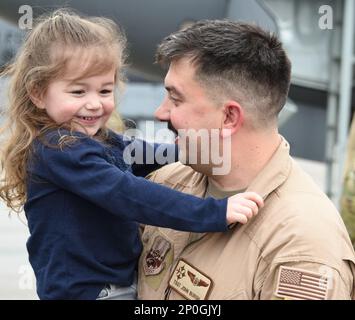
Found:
<box><xmin>319</xmin><ymin>5</ymin><xmax>333</xmax><ymax>30</ymax></box>
<box><xmin>17</xmin><ymin>4</ymin><xmax>334</xmax><ymax>31</ymax></box>
<box><xmin>18</xmin><ymin>264</ymin><xmax>36</xmax><ymax>290</ymax></box>
<box><xmin>318</xmin><ymin>265</ymin><xmax>334</xmax><ymax>290</ymax></box>
<box><xmin>18</xmin><ymin>5</ymin><xmax>33</xmax><ymax>30</ymax></box>
<box><xmin>122</xmin><ymin>121</ymin><xmax>232</xmax><ymax>175</ymax></box>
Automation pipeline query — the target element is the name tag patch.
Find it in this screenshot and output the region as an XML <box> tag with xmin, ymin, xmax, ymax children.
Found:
<box><xmin>168</xmin><ymin>259</ymin><xmax>213</xmax><ymax>300</ymax></box>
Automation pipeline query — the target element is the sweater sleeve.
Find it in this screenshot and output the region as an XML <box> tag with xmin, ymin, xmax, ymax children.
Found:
<box><xmin>32</xmin><ymin>138</ymin><xmax>228</xmax><ymax>233</ymax></box>
<box><xmin>127</xmin><ymin>139</ymin><xmax>179</xmax><ymax>177</ymax></box>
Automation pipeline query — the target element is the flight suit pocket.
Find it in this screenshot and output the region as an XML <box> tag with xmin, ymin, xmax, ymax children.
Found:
<box><xmin>223</xmin><ymin>288</ymin><xmax>250</xmax><ymax>300</ymax></box>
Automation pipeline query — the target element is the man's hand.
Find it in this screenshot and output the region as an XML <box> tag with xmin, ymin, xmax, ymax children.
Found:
<box><xmin>226</xmin><ymin>192</ymin><xmax>264</xmax><ymax>225</ymax></box>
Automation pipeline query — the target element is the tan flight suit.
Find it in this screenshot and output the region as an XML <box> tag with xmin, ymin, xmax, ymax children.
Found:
<box><xmin>341</xmin><ymin>114</ymin><xmax>355</xmax><ymax>247</ymax></box>
<box><xmin>138</xmin><ymin>137</ymin><xmax>355</xmax><ymax>300</ymax></box>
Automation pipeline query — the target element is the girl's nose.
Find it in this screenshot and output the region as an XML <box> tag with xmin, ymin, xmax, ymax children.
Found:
<box><xmin>85</xmin><ymin>98</ymin><xmax>102</xmax><ymax>110</ymax></box>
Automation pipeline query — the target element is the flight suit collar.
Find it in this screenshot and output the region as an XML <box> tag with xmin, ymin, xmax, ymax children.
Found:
<box><xmin>166</xmin><ymin>136</ymin><xmax>292</xmax><ymax>203</ymax></box>
<box><xmin>246</xmin><ymin>136</ymin><xmax>292</xmax><ymax>201</ymax></box>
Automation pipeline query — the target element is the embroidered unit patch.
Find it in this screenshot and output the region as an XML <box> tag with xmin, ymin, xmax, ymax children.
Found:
<box><xmin>143</xmin><ymin>235</ymin><xmax>171</xmax><ymax>276</ymax></box>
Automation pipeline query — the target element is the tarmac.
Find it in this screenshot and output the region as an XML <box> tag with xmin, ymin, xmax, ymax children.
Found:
<box><xmin>0</xmin><ymin>201</ymin><xmax>38</xmax><ymax>299</ymax></box>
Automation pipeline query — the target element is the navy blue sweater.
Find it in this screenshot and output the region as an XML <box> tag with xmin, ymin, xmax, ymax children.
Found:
<box><xmin>24</xmin><ymin>129</ymin><xmax>228</xmax><ymax>300</ymax></box>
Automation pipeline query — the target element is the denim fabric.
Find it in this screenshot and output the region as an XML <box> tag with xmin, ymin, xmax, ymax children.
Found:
<box><xmin>97</xmin><ymin>275</ymin><xmax>137</xmax><ymax>300</ymax></box>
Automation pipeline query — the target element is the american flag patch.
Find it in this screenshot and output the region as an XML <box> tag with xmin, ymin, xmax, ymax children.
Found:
<box><xmin>275</xmin><ymin>266</ymin><xmax>329</xmax><ymax>300</ymax></box>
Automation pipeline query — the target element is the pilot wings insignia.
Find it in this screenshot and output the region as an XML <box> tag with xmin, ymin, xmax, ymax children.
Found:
<box><xmin>169</xmin><ymin>259</ymin><xmax>213</xmax><ymax>300</ymax></box>
<box><xmin>187</xmin><ymin>270</ymin><xmax>209</xmax><ymax>287</ymax></box>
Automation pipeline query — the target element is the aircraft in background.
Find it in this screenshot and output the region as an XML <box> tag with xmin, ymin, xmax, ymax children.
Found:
<box><xmin>0</xmin><ymin>0</ymin><xmax>278</xmax><ymax>80</ymax></box>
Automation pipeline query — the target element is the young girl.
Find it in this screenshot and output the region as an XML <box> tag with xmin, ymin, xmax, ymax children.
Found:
<box><xmin>0</xmin><ymin>9</ymin><xmax>263</xmax><ymax>300</ymax></box>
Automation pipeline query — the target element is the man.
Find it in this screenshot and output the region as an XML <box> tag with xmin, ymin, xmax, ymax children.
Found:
<box><xmin>341</xmin><ymin>113</ymin><xmax>355</xmax><ymax>248</ymax></box>
<box><xmin>138</xmin><ymin>21</ymin><xmax>355</xmax><ymax>300</ymax></box>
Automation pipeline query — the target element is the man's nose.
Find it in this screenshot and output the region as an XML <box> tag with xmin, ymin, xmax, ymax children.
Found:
<box><xmin>154</xmin><ymin>99</ymin><xmax>170</xmax><ymax>121</ymax></box>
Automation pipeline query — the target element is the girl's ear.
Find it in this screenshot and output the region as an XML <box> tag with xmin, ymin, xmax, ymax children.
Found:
<box><xmin>29</xmin><ymin>88</ymin><xmax>46</xmax><ymax>109</ymax></box>
<box><xmin>220</xmin><ymin>101</ymin><xmax>244</xmax><ymax>138</ymax></box>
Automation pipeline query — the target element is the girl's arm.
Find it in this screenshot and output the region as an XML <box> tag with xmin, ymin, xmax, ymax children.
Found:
<box><xmin>124</xmin><ymin>138</ymin><xmax>178</xmax><ymax>177</ymax></box>
<box><xmin>31</xmin><ymin>136</ymin><xmax>227</xmax><ymax>233</ymax></box>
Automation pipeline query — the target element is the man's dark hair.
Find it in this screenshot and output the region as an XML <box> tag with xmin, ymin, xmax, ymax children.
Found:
<box><xmin>156</xmin><ymin>20</ymin><xmax>291</xmax><ymax>127</ymax></box>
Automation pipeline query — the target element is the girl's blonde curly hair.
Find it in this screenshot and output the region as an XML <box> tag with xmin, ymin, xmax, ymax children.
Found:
<box><xmin>0</xmin><ymin>8</ymin><xmax>127</xmax><ymax>212</ymax></box>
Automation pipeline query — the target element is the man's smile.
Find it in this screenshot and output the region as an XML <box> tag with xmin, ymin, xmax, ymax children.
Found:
<box><xmin>168</xmin><ymin>121</ymin><xmax>178</xmax><ymax>136</ymax></box>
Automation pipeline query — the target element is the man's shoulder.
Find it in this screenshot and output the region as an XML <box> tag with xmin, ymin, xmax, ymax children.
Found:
<box><xmin>276</xmin><ymin>159</ymin><xmax>340</xmax><ymax>223</ymax></box>
<box><xmin>249</xmin><ymin>159</ymin><xmax>355</xmax><ymax>267</ymax></box>
<box><xmin>147</xmin><ymin>162</ymin><xmax>207</xmax><ymax>188</ymax></box>
<box><xmin>283</xmin><ymin>158</ymin><xmax>327</xmax><ymax>195</ymax></box>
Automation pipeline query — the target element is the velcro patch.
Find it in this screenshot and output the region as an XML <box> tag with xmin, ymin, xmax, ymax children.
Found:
<box><xmin>168</xmin><ymin>259</ymin><xmax>213</xmax><ymax>300</ymax></box>
<box><xmin>275</xmin><ymin>266</ymin><xmax>329</xmax><ymax>300</ymax></box>
<box><xmin>143</xmin><ymin>235</ymin><xmax>171</xmax><ymax>276</ymax></box>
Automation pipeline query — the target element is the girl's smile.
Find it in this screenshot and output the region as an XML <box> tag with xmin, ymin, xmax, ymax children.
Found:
<box><xmin>74</xmin><ymin>115</ymin><xmax>103</xmax><ymax>126</ymax></box>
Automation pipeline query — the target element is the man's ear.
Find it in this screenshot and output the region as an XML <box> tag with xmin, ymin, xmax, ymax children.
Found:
<box><xmin>220</xmin><ymin>101</ymin><xmax>244</xmax><ymax>138</ymax></box>
<box><xmin>29</xmin><ymin>88</ymin><xmax>46</xmax><ymax>109</ymax></box>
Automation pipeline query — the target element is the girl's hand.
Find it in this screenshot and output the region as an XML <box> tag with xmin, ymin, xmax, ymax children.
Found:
<box><xmin>226</xmin><ymin>192</ymin><xmax>264</xmax><ymax>225</ymax></box>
